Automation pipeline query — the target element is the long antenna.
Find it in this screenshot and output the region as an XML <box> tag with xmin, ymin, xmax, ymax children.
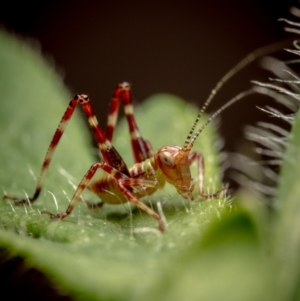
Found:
<box><xmin>183</xmin><ymin>39</ymin><xmax>292</xmax><ymax>150</ymax></box>
<box><xmin>185</xmin><ymin>89</ymin><xmax>255</xmax><ymax>150</ymax></box>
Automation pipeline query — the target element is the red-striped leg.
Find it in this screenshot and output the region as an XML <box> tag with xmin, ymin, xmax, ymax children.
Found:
<box><xmin>42</xmin><ymin>162</ymin><xmax>165</xmax><ymax>231</ymax></box>
<box><xmin>188</xmin><ymin>151</ymin><xmax>226</xmax><ymax>199</ymax></box>
<box><xmin>4</xmin><ymin>93</ymin><xmax>165</xmax><ymax>230</ymax></box>
<box><xmin>3</xmin><ymin>94</ymin><xmax>129</xmax><ymax>205</ymax></box>
<box><xmin>106</xmin><ymin>82</ymin><xmax>154</xmax><ymax>163</ymax></box>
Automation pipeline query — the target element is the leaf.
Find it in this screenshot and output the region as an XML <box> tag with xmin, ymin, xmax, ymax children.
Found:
<box><xmin>155</xmin><ymin>210</ymin><xmax>271</xmax><ymax>301</ymax></box>
<box><xmin>0</xmin><ymin>29</ymin><xmax>231</xmax><ymax>300</ymax></box>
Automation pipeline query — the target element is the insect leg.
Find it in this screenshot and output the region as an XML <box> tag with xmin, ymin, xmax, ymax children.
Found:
<box><xmin>4</xmin><ymin>94</ymin><xmax>130</xmax><ymax>205</ymax></box>
<box><xmin>117</xmin><ymin>182</ymin><xmax>165</xmax><ymax>232</ymax></box>
<box><xmin>42</xmin><ymin>162</ymin><xmax>165</xmax><ymax>231</ymax></box>
<box><xmin>79</xmin><ymin>95</ymin><xmax>129</xmax><ymax>175</ymax></box>
<box><xmin>42</xmin><ymin>162</ymin><xmax>110</xmax><ymax>219</ymax></box>
<box><xmin>106</xmin><ymin>82</ymin><xmax>154</xmax><ymax>163</ymax></box>
<box><xmin>3</xmin><ymin>96</ymin><xmax>82</xmax><ymax>204</ymax></box>
<box><xmin>189</xmin><ymin>151</ymin><xmax>226</xmax><ymax>199</ymax></box>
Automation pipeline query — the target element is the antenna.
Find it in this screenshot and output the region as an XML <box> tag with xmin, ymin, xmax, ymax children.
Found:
<box><xmin>185</xmin><ymin>89</ymin><xmax>255</xmax><ymax>150</ymax></box>
<box><xmin>183</xmin><ymin>39</ymin><xmax>292</xmax><ymax>150</ymax></box>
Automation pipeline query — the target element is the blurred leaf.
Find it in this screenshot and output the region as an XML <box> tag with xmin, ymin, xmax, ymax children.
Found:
<box><xmin>154</xmin><ymin>210</ymin><xmax>271</xmax><ymax>301</ymax></box>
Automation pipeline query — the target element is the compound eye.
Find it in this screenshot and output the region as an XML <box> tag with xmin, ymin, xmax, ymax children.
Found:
<box><xmin>159</xmin><ymin>151</ymin><xmax>174</xmax><ymax>167</ymax></box>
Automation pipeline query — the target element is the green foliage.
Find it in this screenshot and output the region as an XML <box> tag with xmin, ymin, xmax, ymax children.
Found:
<box><xmin>0</xmin><ymin>29</ymin><xmax>299</xmax><ymax>301</ymax></box>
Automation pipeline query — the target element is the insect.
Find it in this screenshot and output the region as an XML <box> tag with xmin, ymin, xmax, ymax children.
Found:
<box><xmin>3</xmin><ymin>43</ymin><xmax>283</xmax><ymax>231</ymax></box>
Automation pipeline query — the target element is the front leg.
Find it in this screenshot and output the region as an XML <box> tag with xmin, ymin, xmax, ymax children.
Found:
<box><xmin>188</xmin><ymin>151</ymin><xmax>226</xmax><ymax>199</ymax></box>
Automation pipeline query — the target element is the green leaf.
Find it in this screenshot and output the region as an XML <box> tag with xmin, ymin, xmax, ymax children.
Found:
<box><xmin>155</xmin><ymin>210</ymin><xmax>271</xmax><ymax>301</ymax></box>
<box><xmin>0</xmin><ymin>29</ymin><xmax>231</xmax><ymax>300</ymax></box>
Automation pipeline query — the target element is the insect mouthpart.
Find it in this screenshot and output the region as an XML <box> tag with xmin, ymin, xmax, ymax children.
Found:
<box><xmin>176</xmin><ymin>181</ymin><xmax>195</xmax><ymax>200</ymax></box>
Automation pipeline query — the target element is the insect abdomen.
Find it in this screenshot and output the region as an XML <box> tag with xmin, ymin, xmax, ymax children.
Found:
<box><xmin>89</xmin><ymin>174</ymin><xmax>128</xmax><ymax>205</ymax></box>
